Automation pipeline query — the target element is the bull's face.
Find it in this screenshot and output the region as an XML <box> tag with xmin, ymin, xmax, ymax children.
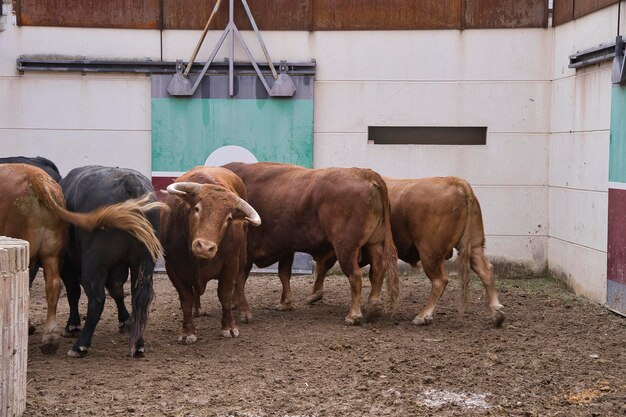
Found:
<box><xmin>166</xmin><ymin>182</ymin><xmax>261</xmax><ymax>260</ymax></box>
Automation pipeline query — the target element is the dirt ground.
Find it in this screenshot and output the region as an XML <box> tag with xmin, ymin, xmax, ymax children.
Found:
<box><xmin>24</xmin><ymin>266</ymin><xmax>626</xmax><ymax>417</ymax></box>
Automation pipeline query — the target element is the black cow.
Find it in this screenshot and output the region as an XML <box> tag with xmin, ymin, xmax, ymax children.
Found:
<box><xmin>0</xmin><ymin>156</ymin><xmax>62</xmax><ymax>288</ymax></box>
<box><xmin>61</xmin><ymin>166</ymin><xmax>164</xmax><ymax>357</ymax></box>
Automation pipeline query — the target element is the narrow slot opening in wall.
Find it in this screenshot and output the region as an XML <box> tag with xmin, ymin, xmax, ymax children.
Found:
<box><xmin>368</xmin><ymin>126</ymin><xmax>487</xmax><ymax>145</ymax></box>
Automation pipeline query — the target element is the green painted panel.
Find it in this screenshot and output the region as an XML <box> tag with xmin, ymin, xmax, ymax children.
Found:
<box><xmin>609</xmin><ymin>85</ymin><xmax>626</xmax><ymax>184</ymax></box>
<box><xmin>152</xmin><ymin>98</ymin><xmax>313</xmax><ymax>172</ymax></box>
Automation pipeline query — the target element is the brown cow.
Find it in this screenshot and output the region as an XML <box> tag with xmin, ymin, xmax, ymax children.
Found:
<box><xmin>160</xmin><ymin>166</ymin><xmax>261</xmax><ymax>343</ymax></box>
<box><xmin>308</xmin><ymin>176</ymin><xmax>505</xmax><ymax>327</ymax></box>
<box><xmin>222</xmin><ymin>162</ymin><xmax>400</xmax><ymax>325</ymax></box>
<box><xmin>0</xmin><ymin>163</ymin><xmax>165</xmax><ymax>353</ymax></box>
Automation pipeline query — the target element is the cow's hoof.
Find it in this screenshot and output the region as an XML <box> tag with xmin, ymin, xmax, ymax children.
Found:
<box><xmin>118</xmin><ymin>320</ymin><xmax>130</xmax><ymax>334</ymax></box>
<box><xmin>133</xmin><ymin>347</ymin><xmax>145</xmax><ymax>358</ymax></box>
<box><xmin>275</xmin><ymin>302</ymin><xmax>294</xmax><ymax>311</ymax></box>
<box><xmin>345</xmin><ymin>315</ymin><xmax>362</xmax><ymax>326</ymax></box>
<box><xmin>221</xmin><ymin>328</ymin><xmax>239</xmax><ymax>338</ymax></box>
<box><xmin>177</xmin><ymin>334</ymin><xmax>197</xmax><ymax>345</ymax></box>
<box><xmin>28</xmin><ymin>323</ymin><xmax>36</xmax><ymax>335</ymax></box>
<box><xmin>412</xmin><ymin>315</ymin><xmax>434</xmax><ymax>326</ymax></box>
<box><xmin>67</xmin><ymin>346</ymin><xmax>88</xmax><ymax>358</ymax></box>
<box><xmin>366</xmin><ymin>303</ymin><xmax>382</xmax><ymax>322</ymax></box>
<box><xmin>239</xmin><ymin>311</ymin><xmax>252</xmax><ymax>323</ymax></box>
<box><xmin>62</xmin><ymin>325</ymin><xmax>82</xmax><ymax>338</ymax></box>
<box><xmin>306</xmin><ymin>292</ymin><xmax>323</xmax><ymax>305</ymax></box>
<box><xmin>492</xmin><ymin>310</ymin><xmax>505</xmax><ymax>328</ymax></box>
<box><xmin>193</xmin><ymin>309</ymin><xmax>209</xmax><ymax>318</ymax></box>
<box><xmin>40</xmin><ymin>341</ymin><xmax>59</xmax><ymax>355</ymax></box>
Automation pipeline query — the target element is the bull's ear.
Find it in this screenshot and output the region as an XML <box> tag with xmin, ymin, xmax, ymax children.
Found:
<box><xmin>166</xmin><ymin>182</ymin><xmax>202</xmax><ymax>205</ymax></box>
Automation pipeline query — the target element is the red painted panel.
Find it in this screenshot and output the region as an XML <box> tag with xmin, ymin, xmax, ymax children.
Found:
<box><xmin>152</xmin><ymin>176</ymin><xmax>176</xmax><ymax>202</ymax></box>
<box><xmin>553</xmin><ymin>0</ymin><xmax>574</xmax><ymax>26</ymax></box>
<box><xmin>464</xmin><ymin>0</ymin><xmax>548</xmax><ymax>28</ymax></box>
<box><xmin>574</xmin><ymin>0</ymin><xmax>619</xmax><ymax>19</ymax></box>
<box><xmin>312</xmin><ymin>0</ymin><xmax>462</xmax><ymax>30</ymax></box>
<box><xmin>18</xmin><ymin>0</ymin><xmax>162</xmax><ymax>29</ymax></box>
<box><xmin>607</xmin><ymin>188</ymin><xmax>626</xmax><ymax>285</ymax></box>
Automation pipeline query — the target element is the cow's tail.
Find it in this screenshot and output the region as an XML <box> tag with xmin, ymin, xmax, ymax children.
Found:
<box><xmin>129</xmin><ymin>251</ymin><xmax>155</xmax><ymax>356</ymax></box>
<box><xmin>374</xmin><ymin>179</ymin><xmax>400</xmax><ymax>310</ymax></box>
<box><xmin>45</xmin><ymin>192</ymin><xmax>166</xmax><ymax>262</ymax></box>
<box><xmin>455</xmin><ymin>178</ymin><xmax>477</xmax><ymax>316</ymax></box>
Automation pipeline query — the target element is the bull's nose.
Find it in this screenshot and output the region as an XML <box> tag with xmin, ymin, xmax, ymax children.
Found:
<box><xmin>192</xmin><ymin>239</ymin><xmax>217</xmax><ymax>259</ymax></box>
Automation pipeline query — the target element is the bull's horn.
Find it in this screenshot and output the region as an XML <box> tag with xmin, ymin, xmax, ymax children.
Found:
<box><xmin>235</xmin><ymin>196</ymin><xmax>261</xmax><ymax>226</ymax></box>
<box><xmin>166</xmin><ymin>182</ymin><xmax>203</xmax><ymax>196</ymax></box>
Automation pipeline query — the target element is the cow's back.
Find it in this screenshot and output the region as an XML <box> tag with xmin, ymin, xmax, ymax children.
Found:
<box><xmin>385</xmin><ymin>177</ymin><xmax>472</xmax><ymax>263</ymax></box>
<box><xmin>0</xmin><ymin>164</ymin><xmax>67</xmax><ymax>258</ymax></box>
<box><xmin>0</xmin><ymin>156</ymin><xmax>62</xmax><ymax>183</ymax></box>
<box><xmin>62</xmin><ymin>166</ymin><xmax>153</xmax><ymax>211</ymax></box>
<box><xmin>61</xmin><ymin>165</ymin><xmax>159</xmax><ymax>263</ymax></box>
<box><xmin>224</xmin><ymin>162</ymin><xmax>388</xmax><ymax>262</ymax></box>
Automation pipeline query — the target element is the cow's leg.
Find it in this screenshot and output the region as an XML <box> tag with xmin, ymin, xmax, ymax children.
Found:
<box><xmin>413</xmin><ymin>255</ymin><xmax>448</xmax><ymax>326</ymax></box>
<box><xmin>336</xmin><ymin>248</ymin><xmax>363</xmax><ymax>325</ymax></box>
<box><xmin>470</xmin><ymin>247</ymin><xmax>505</xmax><ymax>327</ymax></box>
<box><xmin>61</xmin><ymin>258</ymin><xmax>82</xmax><ymax>337</ymax></box>
<box><xmin>217</xmin><ymin>267</ymin><xmax>239</xmax><ymax>338</ymax></box>
<box><xmin>39</xmin><ymin>256</ymin><xmax>62</xmax><ymax>354</ymax></box>
<box><xmin>307</xmin><ymin>252</ymin><xmax>337</xmax><ymax>305</ymax></box>
<box><xmin>276</xmin><ymin>254</ymin><xmax>295</xmax><ymax>311</ymax></box>
<box><xmin>234</xmin><ymin>260</ymin><xmax>253</xmax><ymax>323</ymax></box>
<box><xmin>68</xmin><ymin>265</ymin><xmax>107</xmax><ymax>357</ymax></box>
<box><xmin>166</xmin><ymin>262</ymin><xmax>197</xmax><ymax>344</ymax></box>
<box><xmin>364</xmin><ymin>243</ymin><xmax>385</xmax><ymax>321</ymax></box>
<box><xmin>193</xmin><ymin>285</ymin><xmax>208</xmax><ymax>318</ymax></box>
<box><xmin>106</xmin><ymin>266</ymin><xmax>130</xmax><ymax>333</ymax></box>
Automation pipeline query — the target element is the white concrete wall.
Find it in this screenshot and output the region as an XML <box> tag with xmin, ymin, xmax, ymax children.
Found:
<box><xmin>549</xmin><ymin>5</ymin><xmax>621</xmax><ymax>303</ymax></box>
<box><xmin>6</xmin><ymin>3</ymin><xmax>619</xmax><ymax>282</ymax></box>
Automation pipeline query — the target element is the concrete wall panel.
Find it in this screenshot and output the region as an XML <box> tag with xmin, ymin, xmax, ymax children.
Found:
<box><xmin>314</xmin><ymin>133</ymin><xmax>548</xmax><ymax>186</ymax></box>
<box><xmin>0</xmin><ymin>129</ymin><xmax>152</xmax><ymax>178</ymax></box>
<box><xmin>0</xmin><ymin>75</ymin><xmax>151</xmax><ymax>130</ymax></box>
<box><xmin>549</xmin><ymin>237</ymin><xmax>607</xmax><ymax>303</ymax></box>
<box><xmin>314</xmin><ymin>81</ymin><xmax>550</xmax><ymax>134</ymax></box>
<box><xmin>487</xmin><ymin>236</ymin><xmax>548</xmax><ymax>272</ymax></box>
<box><xmin>549</xmin><ymin>131</ymin><xmax>609</xmax><ymax>191</ymax></box>
<box><xmin>549</xmin><ymin>188</ymin><xmax>608</xmax><ymax>252</ymax></box>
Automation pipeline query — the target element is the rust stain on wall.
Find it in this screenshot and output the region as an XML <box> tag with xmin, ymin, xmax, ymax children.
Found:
<box><xmin>312</xmin><ymin>0</ymin><xmax>462</xmax><ymax>30</ymax></box>
<box><xmin>18</xmin><ymin>0</ymin><xmax>162</xmax><ymax>29</ymax></box>
<box><xmin>574</xmin><ymin>0</ymin><xmax>618</xmax><ymax>19</ymax></box>
<box><xmin>162</xmin><ymin>0</ymin><xmax>311</xmax><ymax>30</ymax></box>
<box><xmin>464</xmin><ymin>0</ymin><xmax>548</xmax><ymax>28</ymax></box>
<box><xmin>553</xmin><ymin>0</ymin><xmax>574</xmax><ymax>26</ymax></box>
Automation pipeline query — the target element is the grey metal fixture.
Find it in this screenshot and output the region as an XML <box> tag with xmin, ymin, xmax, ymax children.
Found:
<box><xmin>612</xmin><ymin>36</ymin><xmax>626</xmax><ymax>84</ymax></box>
<box><xmin>569</xmin><ymin>41</ymin><xmax>620</xmax><ymax>69</ymax></box>
<box><xmin>16</xmin><ymin>57</ymin><xmax>315</xmax><ymax>75</ymax></box>
<box><xmin>167</xmin><ymin>0</ymin><xmax>295</xmax><ymax>97</ymax></box>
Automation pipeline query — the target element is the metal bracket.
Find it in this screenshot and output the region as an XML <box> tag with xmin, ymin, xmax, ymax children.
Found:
<box><xmin>612</xmin><ymin>36</ymin><xmax>626</xmax><ymax>85</ymax></box>
<box><xmin>167</xmin><ymin>0</ymin><xmax>295</xmax><ymax>98</ymax></box>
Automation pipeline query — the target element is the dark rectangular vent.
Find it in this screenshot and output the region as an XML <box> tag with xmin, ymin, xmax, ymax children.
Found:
<box><xmin>368</xmin><ymin>126</ymin><xmax>487</xmax><ymax>145</ymax></box>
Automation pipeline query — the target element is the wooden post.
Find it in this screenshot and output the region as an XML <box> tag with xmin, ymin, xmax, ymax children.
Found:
<box><xmin>0</xmin><ymin>237</ymin><xmax>29</xmax><ymax>417</ymax></box>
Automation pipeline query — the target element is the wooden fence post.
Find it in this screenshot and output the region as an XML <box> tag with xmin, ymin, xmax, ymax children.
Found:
<box><xmin>0</xmin><ymin>237</ymin><xmax>29</xmax><ymax>417</ymax></box>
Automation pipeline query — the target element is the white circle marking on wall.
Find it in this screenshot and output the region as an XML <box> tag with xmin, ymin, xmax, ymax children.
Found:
<box><xmin>204</xmin><ymin>145</ymin><xmax>259</xmax><ymax>166</ymax></box>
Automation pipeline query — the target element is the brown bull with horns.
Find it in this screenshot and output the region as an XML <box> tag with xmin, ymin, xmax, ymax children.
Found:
<box><xmin>160</xmin><ymin>166</ymin><xmax>261</xmax><ymax>343</ymax></box>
